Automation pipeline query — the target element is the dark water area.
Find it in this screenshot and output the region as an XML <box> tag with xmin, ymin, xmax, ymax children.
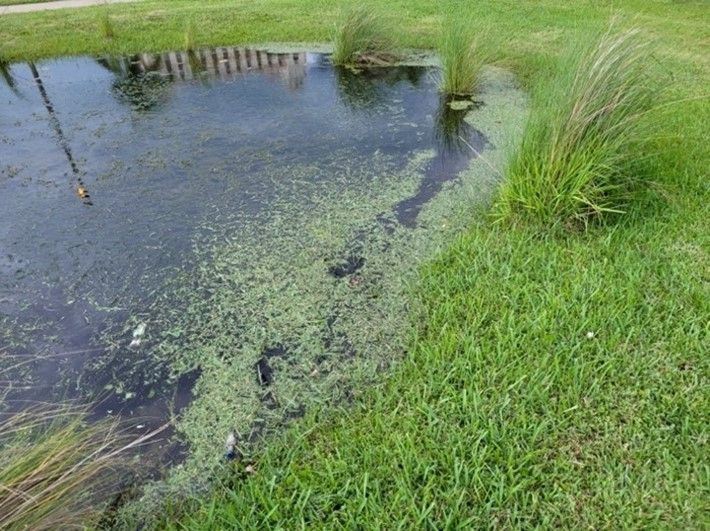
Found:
<box><xmin>0</xmin><ymin>47</ymin><xmax>484</xmax><ymax>447</ymax></box>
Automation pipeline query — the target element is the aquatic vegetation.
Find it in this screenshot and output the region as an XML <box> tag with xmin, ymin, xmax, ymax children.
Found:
<box><xmin>332</xmin><ymin>5</ymin><xmax>395</xmax><ymax>66</ymax></box>
<box><xmin>494</xmin><ymin>27</ymin><xmax>656</xmax><ymax>226</ymax></box>
<box><xmin>110</xmin><ymin>68</ymin><xmax>527</xmax><ymax>526</ymax></box>
<box><xmin>0</xmin><ymin>404</ymin><xmax>162</xmax><ymax>530</ymax></box>
<box><xmin>438</xmin><ymin>17</ymin><xmax>488</xmax><ymax>96</ymax></box>
<box><xmin>1</xmin><ymin>59</ymin><xmax>526</xmax><ymax>528</ymax></box>
<box><xmin>99</xmin><ymin>10</ymin><xmax>114</xmax><ymax>39</ymax></box>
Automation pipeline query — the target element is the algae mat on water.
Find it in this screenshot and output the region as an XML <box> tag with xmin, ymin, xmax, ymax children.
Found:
<box><xmin>128</xmin><ymin>65</ymin><xmax>527</xmax><ymax>507</ymax></box>
<box><xmin>0</xmin><ymin>50</ymin><xmax>526</xmax><ymax>504</ymax></box>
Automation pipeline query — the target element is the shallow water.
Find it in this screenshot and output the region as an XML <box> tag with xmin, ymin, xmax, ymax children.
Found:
<box><xmin>0</xmin><ymin>48</ymin><xmax>483</xmax><ymax>437</ymax></box>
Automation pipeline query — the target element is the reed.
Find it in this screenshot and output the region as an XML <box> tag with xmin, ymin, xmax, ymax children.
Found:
<box><xmin>494</xmin><ymin>27</ymin><xmax>656</xmax><ymax>227</ymax></box>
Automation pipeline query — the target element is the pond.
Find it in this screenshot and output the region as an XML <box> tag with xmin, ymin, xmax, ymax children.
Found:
<box><xmin>0</xmin><ymin>46</ymin><xmax>526</xmax><ymax>498</ymax></box>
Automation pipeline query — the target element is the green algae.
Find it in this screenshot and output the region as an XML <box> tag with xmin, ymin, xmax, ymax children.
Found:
<box><xmin>114</xmin><ymin>66</ymin><xmax>527</xmax><ymax>519</ymax></box>
<box><xmin>0</xmin><ymin>58</ymin><xmax>527</xmax><ymax>522</ymax></box>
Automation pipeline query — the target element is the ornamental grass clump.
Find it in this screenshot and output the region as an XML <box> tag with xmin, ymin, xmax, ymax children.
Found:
<box><xmin>332</xmin><ymin>5</ymin><xmax>395</xmax><ymax>66</ymax></box>
<box><xmin>495</xmin><ymin>28</ymin><xmax>656</xmax><ymax>227</ymax></box>
<box><xmin>0</xmin><ymin>404</ymin><xmax>163</xmax><ymax>530</ymax></box>
<box><xmin>99</xmin><ymin>10</ymin><xmax>114</xmax><ymax>39</ymax></box>
<box><xmin>439</xmin><ymin>18</ymin><xmax>488</xmax><ymax>96</ymax></box>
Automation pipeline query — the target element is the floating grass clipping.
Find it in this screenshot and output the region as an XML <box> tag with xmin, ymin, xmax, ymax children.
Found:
<box><xmin>332</xmin><ymin>5</ymin><xmax>395</xmax><ymax>66</ymax></box>
<box><xmin>0</xmin><ymin>404</ymin><xmax>166</xmax><ymax>530</ymax></box>
<box><xmin>494</xmin><ymin>27</ymin><xmax>656</xmax><ymax>227</ymax></box>
<box><xmin>99</xmin><ymin>10</ymin><xmax>114</xmax><ymax>39</ymax></box>
<box><xmin>184</xmin><ymin>19</ymin><xmax>196</xmax><ymax>52</ymax></box>
<box><xmin>438</xmin><ymin>18</ymin><xmax>488</xmax><ymax>96</ymax></box>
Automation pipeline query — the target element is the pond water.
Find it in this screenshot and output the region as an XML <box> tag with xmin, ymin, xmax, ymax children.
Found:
<box><xmin>0</xmin><ymin>47</ymin><xmax>525</xmax><ymax>491</ymax></box>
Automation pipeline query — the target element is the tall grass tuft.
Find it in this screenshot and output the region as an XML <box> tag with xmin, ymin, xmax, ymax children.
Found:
<box><xmin>0</xmin><ymin>404</ymin><xmax>164</xmax><ymax>530</ymax></box>
<box><xmin>99</xmin><ymin>10</ymin><xmax>114</xmax><ymax>39</ymax></box>
<box><xmin>494</xmin><ymin>27</ymin><xmax>656</xmax><ymax>227</ymax></box>
<box><xmin>439</xmin><ymin>18</ymin><xmax>488</xmax><ymax>96</ymax></box>
<box><xmin>332</xmin><ymin>5</ymin><xmax>394</xmax><ymax>66</ymax></box>
<box><xmin>184</xmin><ymin>19</ymin><xmax>196</xmax><ymax>52</ymax></box>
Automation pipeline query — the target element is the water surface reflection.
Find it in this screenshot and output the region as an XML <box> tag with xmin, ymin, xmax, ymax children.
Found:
<box><xmin>0</xmin><ymin>47</ymin><xmax>485</xmax><ymax>457</ymax></box>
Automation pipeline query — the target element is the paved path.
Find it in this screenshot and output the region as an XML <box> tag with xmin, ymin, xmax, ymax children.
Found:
<box><xmin>0</xmin><ymin>0</ymin><xmax>136</xmax><ymax>15</ymax></box>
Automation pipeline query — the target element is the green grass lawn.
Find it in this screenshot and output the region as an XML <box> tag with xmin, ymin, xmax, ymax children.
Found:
<box><xmin>1</xmin><ymin>0</ymin><xmax>708</xmax><ymax>528</ymax></box>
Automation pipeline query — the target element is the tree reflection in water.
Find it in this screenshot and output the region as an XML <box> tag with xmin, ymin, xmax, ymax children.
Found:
<box><xmin>28</xmin><ymin>62</ymin><xmax>92</xmax><ymax>205</ymax></box>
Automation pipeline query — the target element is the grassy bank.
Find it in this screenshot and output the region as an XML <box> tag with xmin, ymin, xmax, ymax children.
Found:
<box><xmin>0</xmin><ymin>0</ymin><xmax>706</xmax><ymax>73</ymax></box>
<box><xmin>174</xmin><ymin>220</ymin><xmax>708</xmax><ymax>528</ymax></box>
<box><xmin>1</xmin><ymin>0</ymin><xmax>708</xmax><ymax>528</ymax></box>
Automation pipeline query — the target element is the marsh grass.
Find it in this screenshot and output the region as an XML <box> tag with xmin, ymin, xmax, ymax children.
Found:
<box><xmin>494</xmin><ymin>27</ymin><xmax>656</xmax><ymax>227</ymax></box>
<box><xmin>0</xmin><ymin>404</ymin><xmax>165</xmax><ymax>530</ymax></box>
<box><xmin>99</xmin><ymin>10</ymin><xmax>114</xmax><ymax>39</ymax></box>
<box><xmin>332</xmin><ymin>5</ymin><xmax>395</xmax><ymax>66</ymax></box>
<box><xmin>439</xmin><ymin>18</ymin><xmax>488</xmax><ymax>96</ymax></box>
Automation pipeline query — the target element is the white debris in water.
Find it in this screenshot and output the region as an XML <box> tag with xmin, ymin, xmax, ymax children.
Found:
<box><xmin>130</xmin><ymin>322</ymin><xmax>147</xmax><ymax>348</ymax></box>
<box><xmin>133</xmin><ymin>322</ymin><xmax>147</xmax><ymax>338</ymax></box>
